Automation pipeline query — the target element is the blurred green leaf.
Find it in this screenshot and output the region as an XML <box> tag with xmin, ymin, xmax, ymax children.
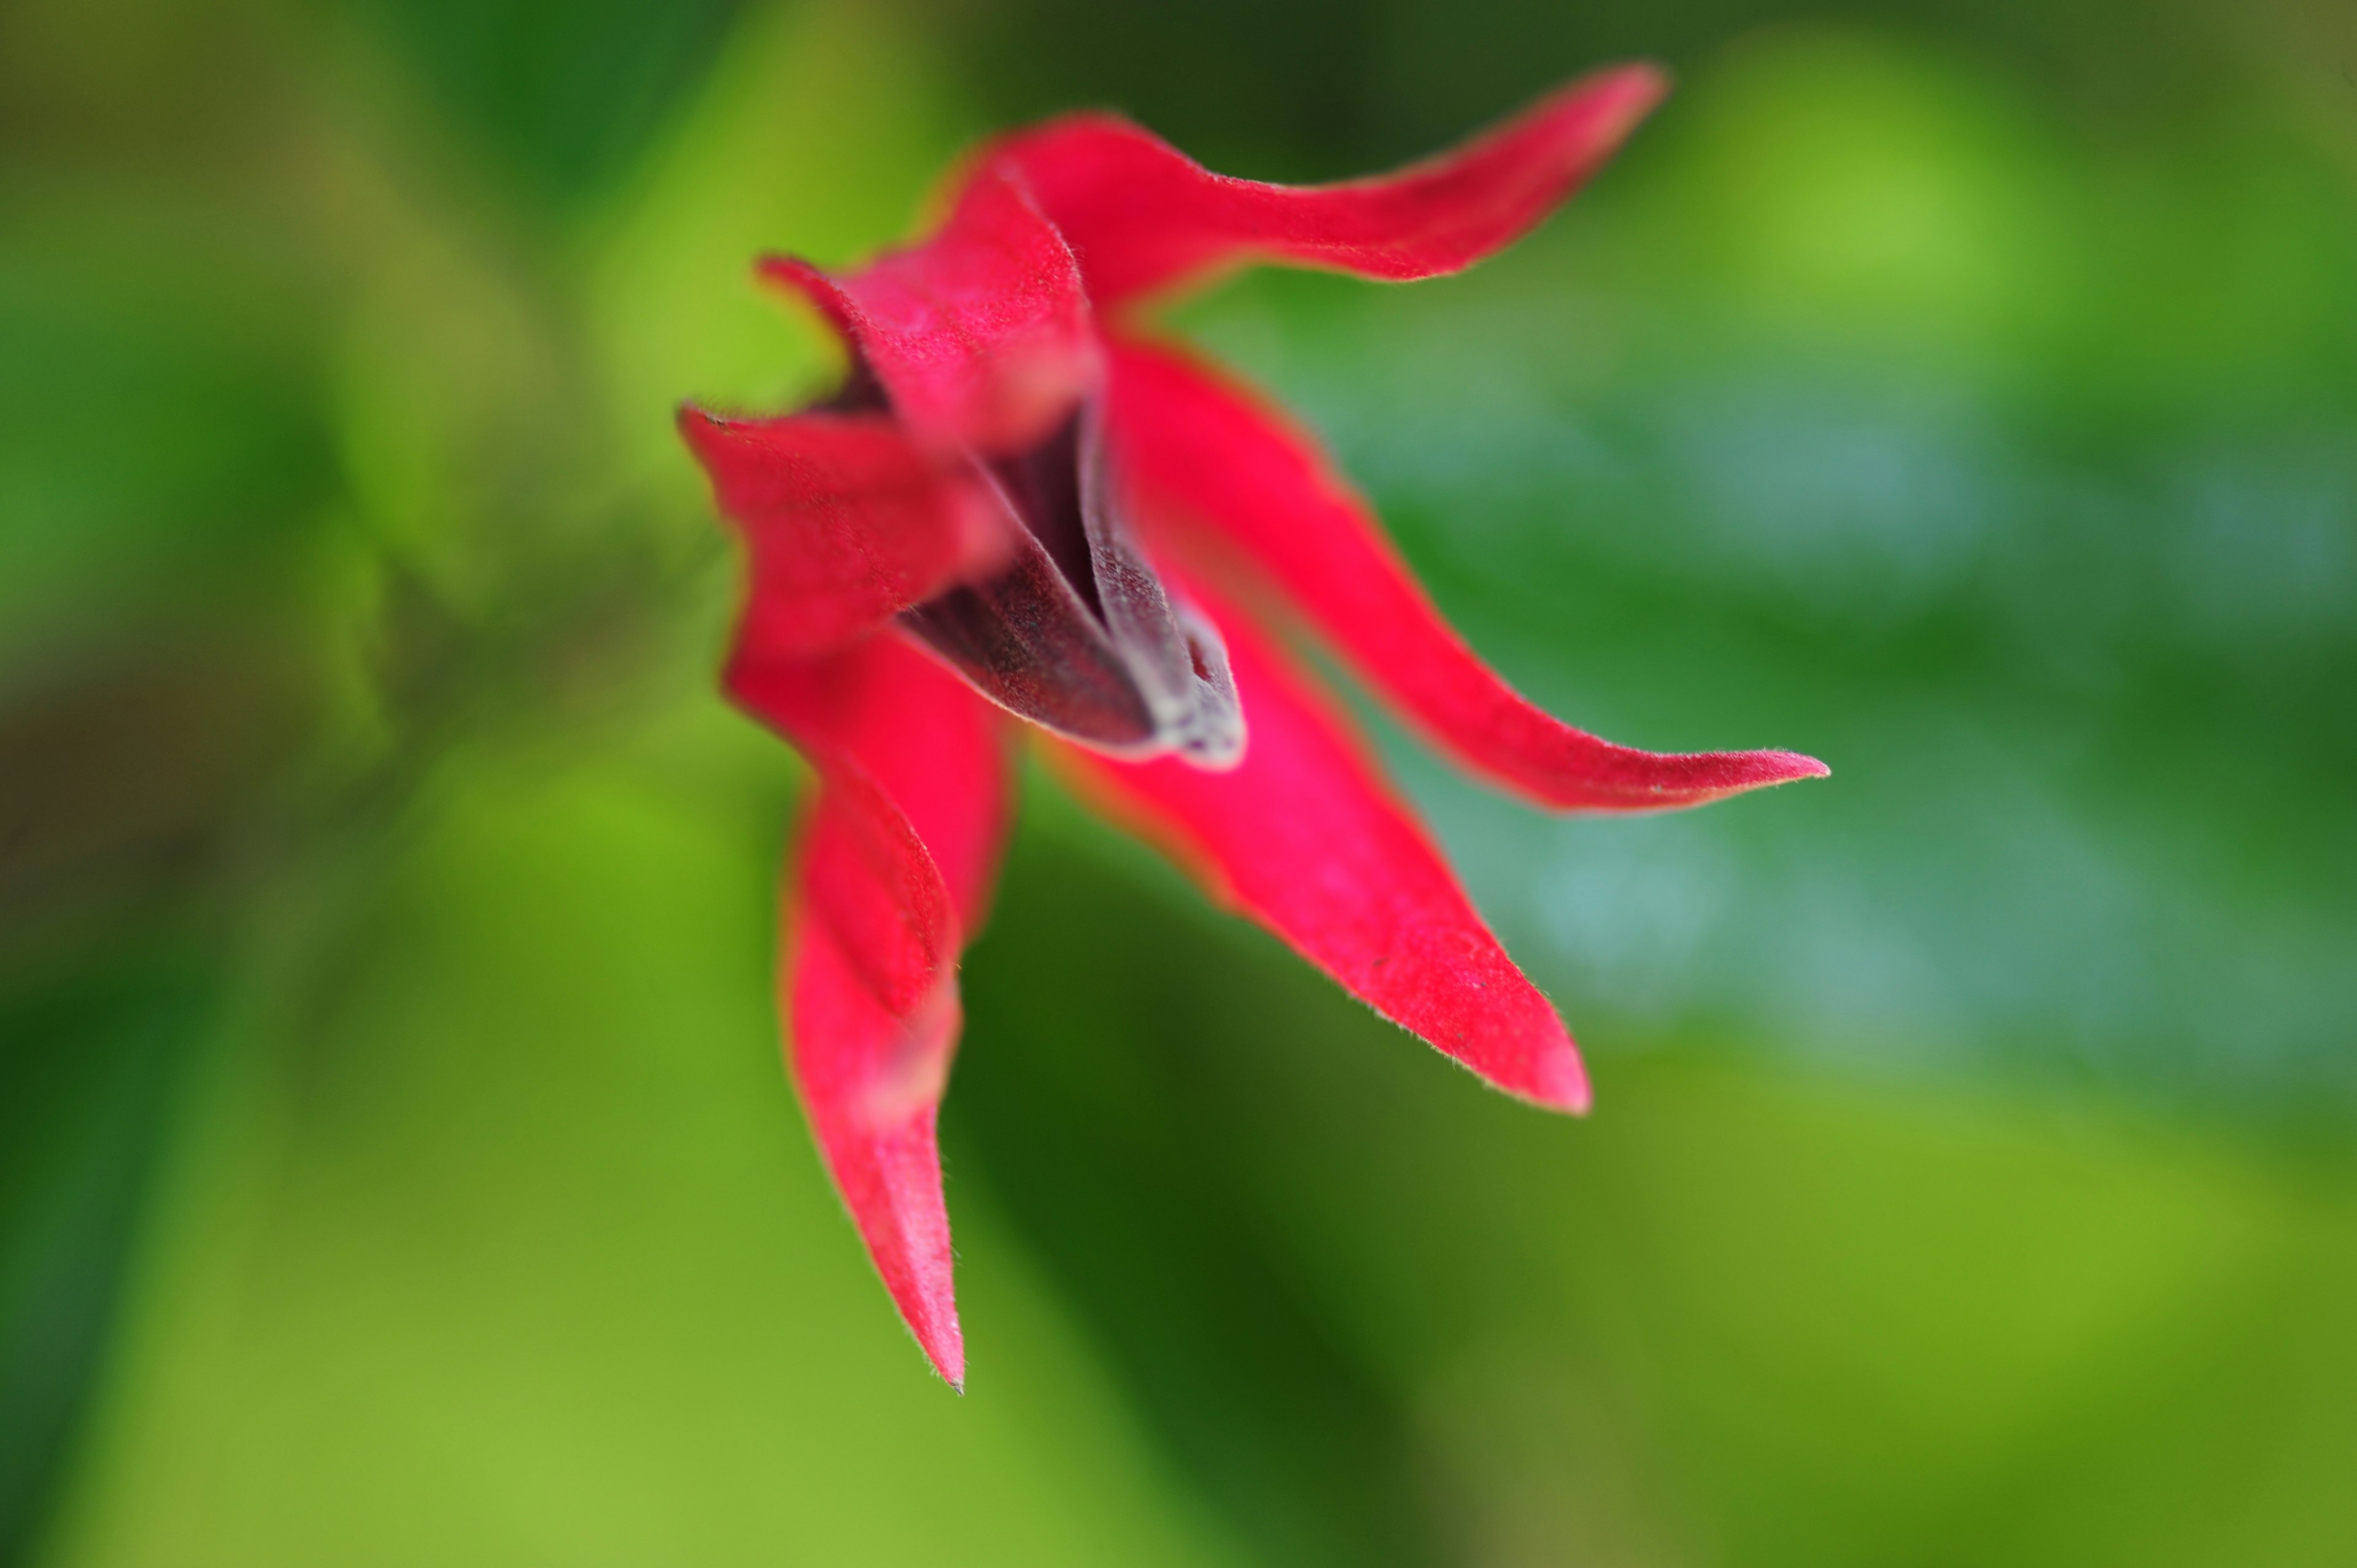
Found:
<box><xmin>957</xmin><ymin>797</ymin><xmax>2357</xmax><ymax>1566</ymax></box>
<box><xmin>0</xmin><ymin>212</ymin><xmax>336</xmax><ymax>655</ymax></box>
<box><xmin>950</xmin><ymin>802</ymin><xmax>1444</xmax><ymax>1568</ymax></box>
<box><xmin>354</xmin><ymin>0</ymin><xmax>747</xmax><ymax>206</ymax></box>
<box><xmin>37</xmin><ymin>745</ymin><xmax>1237</xmax><ymax>1568</ymax></box>
<box><xmin>1</xmin><ymin>945</ymin><xmax>210</xmax><ymax>1567</ymax></box>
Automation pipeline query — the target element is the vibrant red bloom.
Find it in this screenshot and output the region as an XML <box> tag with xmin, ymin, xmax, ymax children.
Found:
<box><xmin>682</xmin><ymin>66</ymin><xmax>1826</xmax><ymax>1387</ymax></box>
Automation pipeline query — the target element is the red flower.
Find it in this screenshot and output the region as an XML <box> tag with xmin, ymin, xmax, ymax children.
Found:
<box><xmin>681</xmin><ymin>66</ymin><xmax>1825</xmax><ymax>1387</ymax></box>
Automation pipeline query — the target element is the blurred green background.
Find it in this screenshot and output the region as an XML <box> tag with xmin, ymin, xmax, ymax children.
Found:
<box><xmin>4</xmin><ymin>0</ymin><xmax>2355</xmax><ymax>1562</ymax></box>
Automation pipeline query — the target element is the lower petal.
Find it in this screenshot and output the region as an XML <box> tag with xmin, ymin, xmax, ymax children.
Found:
<box><xmin>1045</xmin><ymin>593</ymin><xmax>1589</xmax><ymax>1112</ymax></box>
<box><xmin>790</xmin><ymin>911</ymin><xmax>966</xmax><ymax>1388</ymax></box>
<box><xmin>731</xmin><ymin>631</ymin><xmax>1011</xmax><ymax>1385</ymax></box>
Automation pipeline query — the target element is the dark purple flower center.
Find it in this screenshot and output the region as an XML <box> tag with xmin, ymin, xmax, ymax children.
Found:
<box><xmin>834</xmin><ymin>363</ymin><xmax>1244</xmax><ymax>768</ymax></box>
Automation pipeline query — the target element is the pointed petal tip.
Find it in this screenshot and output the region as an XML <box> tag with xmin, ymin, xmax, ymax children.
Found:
<box><xmin>754</xmin><ymin>255</ymin><xmax>874</xmax><ymax>357</ymax></box>
<box><xmin>916</xmin><ymin>1319</ymin><xmax>966</xmax><ymax>1392</ymax></box>
<box><xmin>1601</xmin><ymin>59</ymin><xmax>1674</xmax><ymax>112</ymax></box>
<box><xmin>1746</xmin><ymin>749</ymin><xmax>1832</xmax><ymax>786</ymax></box>
<box><xmin>1525</xmin><ymin>61</ymin><xmax>1671</xmax><ymax>169</ymax></box>
<box><xmin>840</xmin><ymin>1112</ymin><xmax>967</xmax><ymax>1394</ymax></box>
<box><xmin>874</xmin><ymin>1218</ymin><xmax>967</xmax><ymax>1391</ymax></box>
<box><xmin>1705</xmin><ymin>747</ymin><xmax>1830</xmax><ymax>788</ymax></box>
<box><xmin>1515</xmin><ymin>1026</ymin><xmax>1592</xmax><ymax>1116</ymax></box>
<box><xmin>753</xmin><ymin>251</ymin><xmax>821</xmax><ymax>289</ymax></box>
<box><xmin>753</xmin><ymin>253</ymin><xmax>854</xmax><ymax>331</ymax></box>
<box><xmin>1544</xmin><ymin>1055</ymin><xmax>1595</xmax><ymax>1117</ymax></box>
<box><xmin>1602</xmin><ymin>746</ymin><xmax>1832</xmax><ymax>811</ymax></box>
<box><xmin>1439</xmin><ymin>1006</ymin><xmax>1588</xmax><ymax>1112</ymax></box>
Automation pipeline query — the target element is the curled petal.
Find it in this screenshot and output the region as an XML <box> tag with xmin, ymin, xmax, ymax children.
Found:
<box><xmin>1046</xmin><ymin>592</ymin><xmax>1589</xmax><ymax>1113</ymax></box>
<box><xmin>1105</xmin><ymin>339</ymin><xmax>1829</xmax><ymax>811</ymax></box>
<box><xmin>728</xmin><ymin>630</ymin><xmax>1013</xmax><ymax>925</ymax></box>
<box><xmin>797</xmin><ymin>758</ymin><xmax>956</xmax><ymax>1018</ymax></box>
<box><xmin>683</xmin><ymin>407</ymin><xmax>1010</xmax><ymax>660</ymax></box>
<box><xmin>986</xmin><ymin>65</ymin><xmax>1667</xmax><ymax>307</ymax></box>
<box><xmin>761</xmin><ymin>169</ymin><xmax>1099</xmax><ymax>454</ymax></box>
<box><xmin>730</xmin><ymin>631</ymin><xmax>1012</xmax><ymax>1384</ymax></box>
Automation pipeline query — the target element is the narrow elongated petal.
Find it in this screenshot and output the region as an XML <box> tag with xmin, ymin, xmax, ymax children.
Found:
<box><xmin>761</xmin><ymin>169</ymin><xmax>1099</xmax><ymax>454</ymax></box>
<box><xmin>1105</xmin><ymin>339</ymin><xmax>1829</xmax><ymax>810</ymax></box>
<box><xmin>1047</xmin><ymin>594</ymin><xmax>1589</xmax><ymax>1112</ymax></box>
<box><xmin>729</xmin><ymin>632</ymin><xmax>1013</xmax><ymax>1386</ymax></box>
<box><xmin>985</xmin><ymin>66</ymin><xmax>1666</xmax><ymax>307</ymax></box>
<box><xmin>683</xmin><ymin>407</ymin><xmax>1008</xmax><ymax>658</ymax></box>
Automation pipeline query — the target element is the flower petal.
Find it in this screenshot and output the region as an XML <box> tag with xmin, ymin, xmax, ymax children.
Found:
<box><xmin>791</xmin><ymin>917</ymin><xmax>965</xmax><ymax>1387</ymax></box>
<box><xmin>1045</xmin><ymin>593</ymin><xmax>1590</xmax><ymax>1113</ymax></box>
<box><xmin>760</xmin><ymin>168</ymin><xmax>1099</xmax><ymax>454</ymax></box>
<box><xmin>729</xmin><ymin>631</ymin><xmax>1013</xmax><ymax>1386</ymax></box>
<box><xmin>1105</xmin><ymin>339</ymin><xmax>1829</xmax><ymax>811</ymax></box>
<box><xmin>986</xmin><ymin>65</ymin><xmax>1667</xmax><ymax>307</ymax></box>
<box><xmin>683</xmin><ymin>406</ymin><xmax>1010</xmax><ymax>660</ymax></box>
<box><xmin>729</xmin><ymin>630</ymin><xmax>1013</xmax><ymax>927</ymax></box>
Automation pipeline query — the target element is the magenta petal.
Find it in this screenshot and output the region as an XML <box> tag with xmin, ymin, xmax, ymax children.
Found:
<box><xmin>683</xmin><ymin>407</ymin><xmax>1010</xmax><ymax>659</ymax></box>
<box><xmin>795</xmin><ymin>757</ymin><xmax>956</xmax><ymax>1017</ymax></box>
<box><xmin>761</xmin><ymin>168</ymin><xmax>1100</xmax><ymax>454</ymax></box>
<box><xmin>986</xmin><ymin>65</ymin><xmax>1666</xmax><ymax>307</ymax></box>
<box><xmin>1047</xmin><ymin>592</ymin><xmax>1590</xmax><ymax>1113</ymax></box>
<box><xmin>1105</xmin><ymin>339</ymin><xmax>1828</xmax><ymax>811</ymax></box>
<box><xmin>729</xmin><ymin>631</ymin><xmax>1013</xmax><ymax>927</ymax></box>
<box><xmin>791</xmin><ymin>913</ymin><xmax>966</xmax><ymax>1388</ymax></box>
<box><xmin>729</xmin><ymin>633</ymin><xmax>1011</xmax><ymax>1383</ymax></box>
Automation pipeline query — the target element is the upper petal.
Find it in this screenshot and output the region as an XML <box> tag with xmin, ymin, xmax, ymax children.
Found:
<box><xmin>730</xmin><ymin>631</ymin><xmax>1013</xmax><ymax>1386</ymax></box>
<box><xmin>983</xmin><ymin>65</ymin><xmax>1666</xmax><ymax>307</ymax></box>
<box><xmin>1044</xmin><ymin>589</ymin><xmax>1589</xmax><ymax>1113</ymax></box>
<box><xmin>683</xmin><ymin>406</ymin><xmax>1011</xmax><ymax>660</ymax></box>
<box><xmin>1104</xmin><ymin>338</ymin><xmax>1829</xmax><ymax>811</ymax></box>
<box><xmin>760</xmin><ymin>168</ymin><xmax>1100</xmax><ymax>454</ymax></box>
